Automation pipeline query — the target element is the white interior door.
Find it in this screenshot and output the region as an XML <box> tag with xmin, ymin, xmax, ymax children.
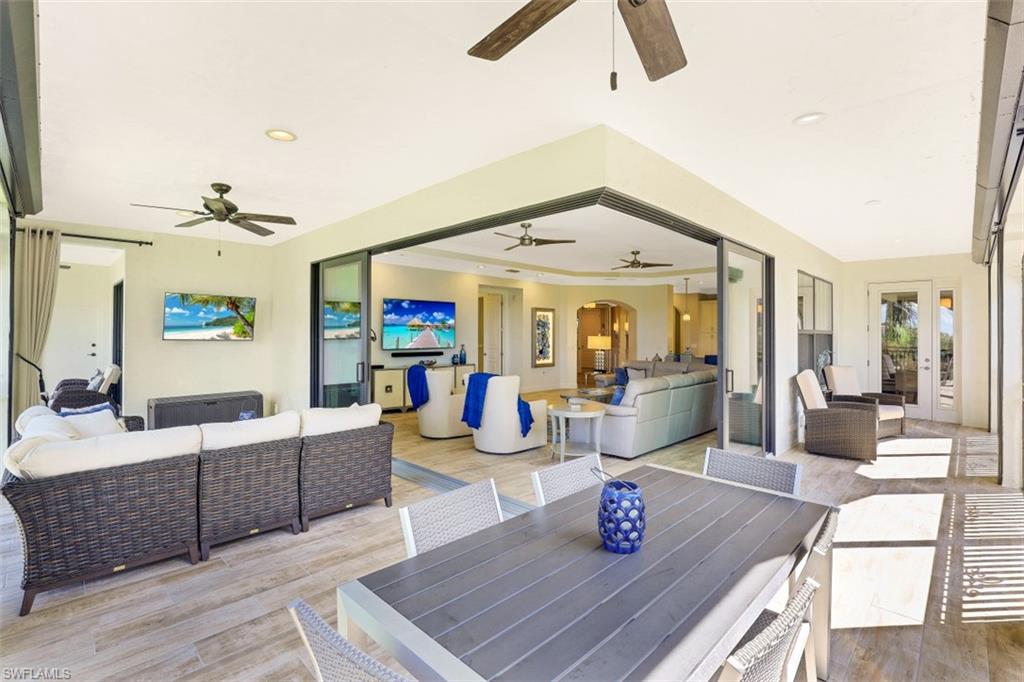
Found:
<box><xmin>868</xmin><ymin>282</ymin><xmax>934</xmax><ymax>420</ymax></box>
<box><xmin>481</xmin><ymin>293</ymin><xmax>503</xmax><ymax>374</ymax></box>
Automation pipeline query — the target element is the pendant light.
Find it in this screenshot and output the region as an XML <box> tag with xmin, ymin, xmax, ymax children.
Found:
<box><xmin>682</xmin><ymin>277</ymin><xmax>692</xmax><ymax>321</ymax></box>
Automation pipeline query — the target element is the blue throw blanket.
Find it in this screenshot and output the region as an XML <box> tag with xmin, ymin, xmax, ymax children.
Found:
<box><xmin>461</xmin><ymin>373</ymin><xmax>534</xmax><ymax>437</ymax></box>
<box><xmin>407</xmin><ymin>364</ymin><xmax>429</xmax><ymax>409</ymax></box>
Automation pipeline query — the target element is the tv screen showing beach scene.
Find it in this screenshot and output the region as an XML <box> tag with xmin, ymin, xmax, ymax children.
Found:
<box><xmin>163</xmin><ymin>293</ymin><xmax>256</xmax><ymax>341</ymax></box>
<box><xmin>324</xmin><ymin>300</ymin><xmax>361</xmax><ymax>339</ymax></box>
<box><xmin>382</xmin><ymin>298</ymin><xmax>456</xmax><ymax>350</ymax></box>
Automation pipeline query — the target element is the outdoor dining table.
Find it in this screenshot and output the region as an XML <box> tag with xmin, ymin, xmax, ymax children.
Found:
<box><xmin>337</xmin><ymin>465</ymin><xmax>833</xmax><ymax>681</ymax></box>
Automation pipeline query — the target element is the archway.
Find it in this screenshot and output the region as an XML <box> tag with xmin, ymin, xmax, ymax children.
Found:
<box><xmin>576</xmin><ymin>300</ymin><xmax>637</xmax><ymax>387</ymax></box>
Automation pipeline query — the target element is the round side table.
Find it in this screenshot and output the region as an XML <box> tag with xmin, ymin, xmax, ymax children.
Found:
<box><xmin>548</xmin><ymin>402</ymin><xmax>605</xmax><ymax>463</ymax></box>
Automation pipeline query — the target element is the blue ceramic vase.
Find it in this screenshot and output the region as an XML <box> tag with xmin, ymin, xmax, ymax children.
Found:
<box><xmin>597</xmin><ymin>478</ymin><xmax>645</xmax><ymax>554</ymax></box>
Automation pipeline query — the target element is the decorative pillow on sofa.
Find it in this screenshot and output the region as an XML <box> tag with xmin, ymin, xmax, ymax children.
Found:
<box><xmin>200</xmin><ymin>411</ymin><xmax>300</xmax><ymax>451</ymax></box>
<box><xmin>63</xmin><ymin>409</ymin><xmax>124</xmax><ymax>438</ymax></box>
<box><xmin>625</xmin><ymin>367</ymin><xmax>647</xmax><ymax>382</ymax></box>
<box><xmin>300</xmin><ymin>403</ymin><xmax>382</xmax><ymax>437</ymax></box>
<box><xmin>14</xmin><ymin>405</ymin><xmax>56</xmax><ymax>435</ymax></box>
<box><xmin>85</xmin><ymin>370</ymin><xmax>104</xmax><ymax>392</ymax></box>
<box><xmin>58</xmin><ymin>402</ymin><xmax>116</xmax><ymax>417</ymax></box>
<box><xmin>15</xmin><ymin>425</ymin><xmax>202</xmax><ymax>480</ymax></box>
<box><xmin>610</xmin><ymin>386</ymin><xmax>626</xmax><ymax>406</ymax></box>
<box><xmin>614</xmin><ymin>367</ymin><xmax>628</xmax><ymax>386</ymax></box>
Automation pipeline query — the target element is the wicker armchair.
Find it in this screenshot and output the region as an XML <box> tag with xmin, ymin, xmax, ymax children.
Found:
<box><xmin>531</xmin><ymin>453</ymin><xmax>603</xmax><ymax>506</ymax></box>
<box><xmin>399</xmin><ymin>478</ymin><xmax>503</xmax><ymax>557</ymax></box>
<box><xmin>824</xmin><ymin>365</ymin><xmax>906</xmax><ymax>438</ymax></box>
<box><xmin>2</xmin><ymin>452</ymin><xmax>200</xmax><ymax>616</ymax></box>
<box><xmin>703</xmin><ymin>448</ymin><xmax>801</xmax><ymax>495</ymax></box>
<box><xmin>48</xmin><ymin>365</ymin><xmax>122</xmax><ymax>414</ymax></box>
<box><xmin>198</xmin><ymin>437</ymin><xmax>303</xmax><ymax>560</ymax></box>
<box><xmin>796</xmin><ymin>370</ymin><xmax>877</xmax><ymax>461</ymax></box>
<box><xmin>721</xmin><ymin>578</ymin><xmax>820</xmax><ymax>682</ymax></box>
<box><xmin>288</xmin><ymin>598</ymin><xmax>410</xmax><ymax>682</ymax></box>
<box><xmin>299</xmin><ymin>422</ymin><xmax>394</xmax><ymax>532</ymax></box>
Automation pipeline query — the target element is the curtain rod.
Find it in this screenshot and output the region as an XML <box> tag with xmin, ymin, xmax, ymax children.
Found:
<box><xmin>15</xmin><ymin>228</ymin><xmax>153</xmax><ymax>247</ymax></box>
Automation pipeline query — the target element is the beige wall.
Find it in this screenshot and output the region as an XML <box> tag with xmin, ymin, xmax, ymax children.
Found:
<box><xmin>838</xmin><ymin>253</ymin><xmax>989</xmax><ymax>428</ymax></box>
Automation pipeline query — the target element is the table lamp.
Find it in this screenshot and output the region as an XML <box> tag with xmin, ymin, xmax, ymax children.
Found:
<box><xmin>587</xmin><ymin>335</ymin><xmax>612</xmax><ymax>371</ymax></box>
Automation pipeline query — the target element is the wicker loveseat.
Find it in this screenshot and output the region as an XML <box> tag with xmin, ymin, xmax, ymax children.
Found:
<box><xmin>3</xmin><ymin>405</ymin><xmax>393</xmax><ymax>615</ymax></box>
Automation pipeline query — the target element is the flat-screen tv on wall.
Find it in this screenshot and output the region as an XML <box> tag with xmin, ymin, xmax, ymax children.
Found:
<box><xmin>163</xmin><ymin>292</ymin><xmax>256</xmax><ymax>341</ymax></box>
<box><xmin>382</xmin><ymin>298</ymin><xmax>456</xmax><ymax>350</ymax></box>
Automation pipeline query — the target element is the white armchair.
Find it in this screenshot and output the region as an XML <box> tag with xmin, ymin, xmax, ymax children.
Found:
<box><xmin>417</xmin><ymin>370</ymin><xmax>472</xmax><ymax>439</ymax></box>
<box><xmin>470</xmin><ymin>375</ymin><xmax>548</xmax><ymax>455</ymax></box>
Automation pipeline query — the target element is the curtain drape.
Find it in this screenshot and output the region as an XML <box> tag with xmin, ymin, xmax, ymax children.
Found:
<box><xmin>12</xmin><ymin>226</ymin><xmax>61</xmax><ymax>419</ymax></box>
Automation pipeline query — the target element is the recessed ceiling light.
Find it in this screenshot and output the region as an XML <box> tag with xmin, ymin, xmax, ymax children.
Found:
<box><xmin>537</xmin><ymin>273</ymin><xmax>544</xmax><ymax>277</ymax></box>
<box><xmin>864</xmin><ymin>199</ymin><xmax>882</xmax><ymax>206</ymax></box>
<box><xmin>477</xmin><ymin>264</ymin><xmax>485</xmax><ymax>269</ymax></box>
<box><xmin>176</xmin><ymin>210</ymin><xmax>194</xmax><ymax>218</ymax></box>
<box><xmin>265</xmin><ymin>128</ymin><xmax>297</xmax><ymax>142</ymax></box>
<box><xmin>793</xmin><ymin>112</ymin><xmax>826</xmax><ymax>126</ymax></box>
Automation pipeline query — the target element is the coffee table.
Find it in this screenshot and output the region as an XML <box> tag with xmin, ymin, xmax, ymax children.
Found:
<box><xmin>548</xmin><ymin>402</ymin><xmax>605</xmax><ymax>463</ymax></box>
<box><xmin>559</xmin><ymin>387</ymin><xmax>617</xmax><ymax>404</ymax></box>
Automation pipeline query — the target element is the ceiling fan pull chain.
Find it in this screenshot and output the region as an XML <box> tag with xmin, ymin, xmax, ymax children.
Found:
<box><xmin>610</xmin><ymin>0</ymin><xmax>618</xmax><ymax>91</ymax></box>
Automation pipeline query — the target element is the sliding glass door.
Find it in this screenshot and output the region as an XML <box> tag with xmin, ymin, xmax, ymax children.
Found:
<box><xmin>719</xmin><ymin>241</ymin><xmax>767</xmax><ymax>454</ymax></box>
<box><xmin>313</xmin><ymin>252</ymin><xmax>370</xmax><ymax>407</ymax></box>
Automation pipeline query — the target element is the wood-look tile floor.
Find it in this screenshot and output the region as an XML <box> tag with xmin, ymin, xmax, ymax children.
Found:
<box><xmin>1</xmin><ymin>395</ymin><xmax>1021</xmax><ymax>681</ymax></box>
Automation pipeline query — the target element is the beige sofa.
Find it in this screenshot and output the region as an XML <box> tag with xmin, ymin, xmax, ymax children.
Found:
<box><xmin>574</xmin><ymin>369</ymin><xmax>718</xmax><ymax>459</ymax></box>
<box><xmin>594</xmin><ymin>358</ymin><xmax>715</xmax><ymax>387</ymax></box>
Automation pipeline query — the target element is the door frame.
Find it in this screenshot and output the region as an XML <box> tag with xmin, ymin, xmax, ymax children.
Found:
<box><xmin>931</xmin><ymin>279</ymin><xmax>961</xmax><ymax>424</ymax></box>
<box><xmin>867</xmin><ymin>280</ymin><xmax>935</xmax><ymax>420</ymax></box>
<box><xmin>309</xmin><ymin>251</ymin><xmax>371</xmax><ymax>407</ymax></box>
<box><xmin>111</xmin><ymin>280</ymin><xmax>124</xmax><ymax>408</ymax></box>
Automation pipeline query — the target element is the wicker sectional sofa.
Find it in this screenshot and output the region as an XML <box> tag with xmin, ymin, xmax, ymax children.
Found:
<box><xmin>3</xmin><ymin>406</ymin><xmax>393</xmax><ymax>615</ymax></box>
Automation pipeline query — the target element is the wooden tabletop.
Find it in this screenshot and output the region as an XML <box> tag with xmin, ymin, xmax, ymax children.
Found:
<box><xmin>343</xmin><ymin>466</ymin><xmax>830</xmax><ymax>681</ymax></box>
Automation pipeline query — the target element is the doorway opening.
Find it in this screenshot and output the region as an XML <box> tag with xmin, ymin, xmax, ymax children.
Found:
<box><xmin>575</xmin><ymin>301</ymin><xmax>636</xmax><ymax>387</ymax></box>
<box><xmin>478</xmin><ymin>285</ymin><xmax>513</xmax><ymax>375</ymax></box>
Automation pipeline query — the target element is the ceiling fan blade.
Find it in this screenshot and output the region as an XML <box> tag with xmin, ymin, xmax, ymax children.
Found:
<box><xmin>640</xmin><ymin>262</ymin><xmax>673</xmax><ymax>268</ymax></box>
<box><xmin>175</xmin><ymin>216</ymin><xmax>214</xmax><ymax>228</ymax></box>
<box><xmin>504</xmin><ymin>243</ymin><xmax>522</xmax><ymax>251</ymax></box>
<box><xmin>230</xmin><ymin>218</ymin><xmax>274</xmax><ymax>237</ymax></box>
<box><xmin>532</xmin><ymin>238</ymin><xmax>577</xmax><ymax>246</ymax></box>
<box><xmin>468</xmin><ymin>0</ymin><xmax>577</xmax><ymax>60</ymax></box>
<box><xmin>130</xmin><ymin>203</ymin><xmax>204</xmax><ymax>214</ymax></box>
<box><xmin>617</xmin><ymin>0</ymin><xmax>687</xmax><ymax>81</ymax></box>
<box><xmin>611</xmin><ymin>264</ymin><xmax>633</xmax><ymax>270</ymax></box>
<box><xmin>494</xmin><ymin>232</ymin><xmax>520</xmax><ymax>239</ymax></box>
<box><xmin>233</xmin><ymin>212</ymin><xmax>296</xmax><ymax>225</ymax></box>
<box><xmin>618</xmin><ymin>258</ymin><xmax>634</xmax><ymax>263</ymax></box>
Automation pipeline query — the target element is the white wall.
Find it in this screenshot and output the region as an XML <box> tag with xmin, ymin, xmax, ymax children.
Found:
<box><xmin>838</xmin><ymin>253</ymin><xmax>989</xmax><ymax>428</ymax></box>
<box><xmin>371</xmin><ymin>262</ymin><xmax>672</xmax><ymax>392</ymax></box>
<box><xmin>41</xmin><ymin>263</ymin><xmax>116</xmax><ymax>390</ymax></box>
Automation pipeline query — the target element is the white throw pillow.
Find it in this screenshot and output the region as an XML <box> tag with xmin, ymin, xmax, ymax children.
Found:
<box><xmin>14</xmin><ymin>405</ymin><xmax>56</xmax><ymax>435</ymax></box>
<box><xmin>199</xmin><ymin>411</ymin><xmax>300</xmax><ymax>451</ymax></box>
<box><xmin>63</xmin><ymin>409</ymin><xmax>124</xmax><ymax>438</ymax></box>
<box><xmin>17</xmin><ymin>425</ymin><xmax>202</xmax><ymax>480</ymax></box>
<box><xmin>21</xmin><ymin>414</ymin><xmax>81</xmax><ymax>441</ymax></box>
<box><xmin>300</xmin><ymin>403</ymin><xmax>382</xmax><ymax>437</ymax></box>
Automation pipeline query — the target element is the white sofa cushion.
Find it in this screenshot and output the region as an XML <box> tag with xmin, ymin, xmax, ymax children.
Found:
<box><xmin>63</xmin><ymin>409</ymin><xmax>124</xmax><ymax>438</ymax></box>
<box><xmin>620</xmin><ymin>377</ymin><xmax>669</xmax><ymax>408</ymax></box>
<box><xmin>878</xmin><ymin>404</ymin><xmax>905</xmax><ymax>421</ymax></box>
<box><xmin>16</xmin><ymin>425</ymin><xmax>202</xmax><ymax>480</ymax></box>
<box><xmin>200</xmin><ymin>411</ymin><xmax>300</xmax><ymax>451</ymax></box>
<box><xmin>796</xmin><ymin>370</ymin><xmax>828</xmax><ymax>410</ymax></box>
<box><xmin>14</xmin><ymin>405</ymin><xmax>57</xmax><ymax>435</ymax></box>
<box><xmin>825</xmin><ymin>365</ymin><xmax>861</xmax><ymax>395</ymax></box>
<box><xmin>4</xmin><ymin>414</ymin><xmax>82</xmax><ymax>477</ymax></box>
<box><xmin>300</xmin><ymin>404</ymin><xmax>382</xmax><ymax>437</ymax></box>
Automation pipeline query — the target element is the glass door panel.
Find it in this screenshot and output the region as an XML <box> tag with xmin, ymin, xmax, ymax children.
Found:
<box><xmin>868</xmin><ymin>282</ymin><xmax>933</xmax><ymax>419</ymax></box>
<box><xmin>316</xmin><ymin>252</ymin><xmax>370</xmax><ymax>407</ymax></box>
<box><xmin>934</xmin><ymin>288</ymin><xmax>958</xmax><ymax>422</ymax></box>
<box><xmin>720</xmin><ymin>242</ymin><xmax>766</xmax><ymax>454</ymax></box>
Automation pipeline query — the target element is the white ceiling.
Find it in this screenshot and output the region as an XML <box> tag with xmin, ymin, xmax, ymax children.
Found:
<box><xmin>375</xmin><ymin>205</ymin><xmax>719</xmax><ymax>292</ymax></box>
<box><xmin>33</xmin><ymin>1</ymin><xmax>985</xmax><ymax>260</ymax></box>
<box><xmin>60</xmin><ymin>242</ymin><xmax>124</xmax><ymax>267</ymax></box>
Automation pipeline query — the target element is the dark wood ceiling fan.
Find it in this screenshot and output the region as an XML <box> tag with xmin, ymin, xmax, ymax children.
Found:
<box><xmin>468</xmin><ymin>0</ymin><xmax>686</xmax><ymax>82</ymax></box>
<box><xmin>495</xmin><ymin>222</ymin><xmax>576</xmax><ymax>250</ymax></box>
<box><xmin>613</xmin><ymin>250</ymin><xmax>673</xmax><ymax>269</ymax></box>
<box><xmin>130</xmin><ymin>183</ymin><xmax>296</xmax><ymax>237</ymax></box>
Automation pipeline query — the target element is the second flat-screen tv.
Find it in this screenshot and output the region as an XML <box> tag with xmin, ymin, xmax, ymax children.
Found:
<box><xmin>163</xmin><ymin>292</ymin><xmax>256</xmax><ymax>341</ymax></box>
<box><xmin>382</xmin><ymin>298</ymin><xmax>456</xmax><ymax>350</ymax></box>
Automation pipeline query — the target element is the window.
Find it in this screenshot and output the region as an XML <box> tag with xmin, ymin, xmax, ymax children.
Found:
<box><xmin>798</xmin><ymin>271</ymin><xmax>834</xmax><ymax>386</ymax></box>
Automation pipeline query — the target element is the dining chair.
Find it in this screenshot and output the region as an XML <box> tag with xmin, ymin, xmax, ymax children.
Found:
<box><xmin>287</xmin><ymin>598</ymin><xmax>410</xmax><ymax>682</ymax></box>
<box><xmin>531</xmin><ymin>454</ymin><xmax>603</xmax><ymax>506</ymax></box>
<box><xmin>399</xmin><ymin>478</ymin><xmax>503</xmax><ymax>558</ymax></box>
<box><xmin>703</xmin><ymin>448</ymin><xmax>801</xmax><ymax>495</ymax></box>
<box><xmin>720</xmin><ymin>578</ymin><xmax>820</xmax><ymax>682</ymax></box>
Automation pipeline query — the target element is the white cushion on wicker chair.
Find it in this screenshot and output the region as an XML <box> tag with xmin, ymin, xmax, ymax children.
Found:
<box><xmin>824</xmin><ymin>365</ymin><xmax>860</xmax><ymax>395</ymax></box>
<box><xmin>16</xmin><ymin>425</ymin><xmax>202</xmax><ymax>480</ymax></box>
<box><xmin>200</xmin><ymin>410</ymin><xmax>300</xmax><ymax>451</ymax></box>
<box><xmin>300</xmin><ymin>404</ymin><xmax>382</xmax><ymax>437</ymax></box>
<box><xmin>796</xmin><ymin>370</ymin><xmax>827</xmax><ymax>410</ymax></box>
<box><xmin>14</xmin><ymin>405</ymin><xmax>57</xmax><ymax>435</ymax></box>
<box><xmin>878</xmin><ymin>404</ymin><xmax>905</xmax><ymax>421</ymax></box>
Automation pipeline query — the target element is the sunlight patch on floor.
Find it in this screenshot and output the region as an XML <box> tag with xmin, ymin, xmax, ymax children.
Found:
<box><xmin>855</xmin><ymin>455</ymin><xmax>950</xmax><ymax>480</ymax></box>
<box><xmin>961</xmin><ymin>545</ymin><xmax>1024</xmax><ymax>623</ymax></box>
<box><xmin>876</xmin><ymin>438</ymin><xmax>953</xmax><ymax>456</ymax></box>
<box><xmin>835</xmin><ymin>494</ymin><xmax>944</xmax><ymax>543</ymax></box>
<box><xmin>963</xmin><ymin>493</ymin><xmax>1024</xmax><ymax>540</ymax></box>
<box><xmin>832</xmin><ymin>546</ymin><xmax>936</xmax><ymax>628</ymax></box>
